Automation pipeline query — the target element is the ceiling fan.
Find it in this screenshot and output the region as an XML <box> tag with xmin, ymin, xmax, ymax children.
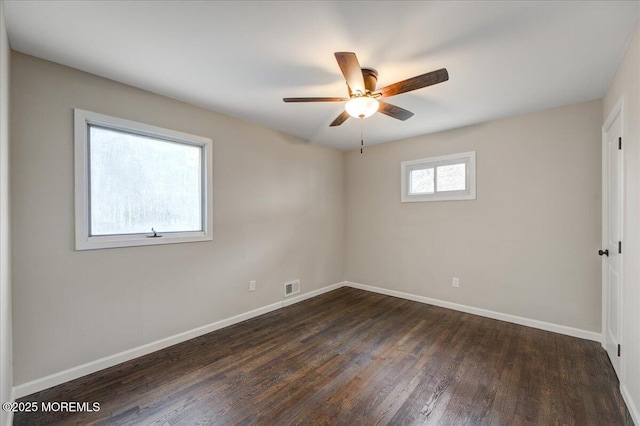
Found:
<box><xmin>283</xmin><ymin>52</ymin><xmax>449</xmax><ymax>127</ymax></box>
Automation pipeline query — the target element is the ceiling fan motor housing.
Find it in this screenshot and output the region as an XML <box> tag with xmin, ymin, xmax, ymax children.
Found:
<box><xmin>361</xmin><ymin>68</ymin><xmax>378</xmax><ymax>94</ymax></box>
<box><xmin>349</xmin><ymin>68</ymin><xmax>378</xmax><ymax>96</ymax></box>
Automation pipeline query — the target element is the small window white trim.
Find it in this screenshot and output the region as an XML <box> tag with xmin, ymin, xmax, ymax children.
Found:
<box><xmin>74</xmin><ymin>109</ymin><xmax>213</xmax><ymax>250</ymax></box>
<box><xmin>401</xmin><ymin>151</ymin><xmax>476</xmax><ymax>202</ymax></box>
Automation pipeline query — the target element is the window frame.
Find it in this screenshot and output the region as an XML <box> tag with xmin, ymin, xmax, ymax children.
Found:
<box><xmin>74</xmin><ymin>109</ymin><xmax>213</xmax><ymax>250</ymax></box>
<box><xmin>401</xmin><ymin>151</ymin><xmax>476</xmax><ymax>203</ymax></box>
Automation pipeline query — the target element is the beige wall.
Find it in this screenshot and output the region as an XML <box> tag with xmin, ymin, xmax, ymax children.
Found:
<box><xmin>10</xmin><ymin>53</ymin><xmax>345</xmax><ymax>386</ymax></box>
<box><xmin>604</xmin><ymin>22</ymin><xmax>640</xmax><ymax>423</ymax></box>
<box><xmin>0</xmin><ymin>1</ymin><xmax>11</xmax><ymax>424</ymax></box>
<box><xmin>346</xmin><ymin>99</ymin><xmax>602</xmax><ymax>333</ymax></box>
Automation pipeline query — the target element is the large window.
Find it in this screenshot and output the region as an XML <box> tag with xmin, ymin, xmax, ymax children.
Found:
<box><xmin>74</xmin><ymin>109</ymin><xmax>213</xmax><ymax>250</ymax></box>
<box><xmin>401</xmin><ymin>151</ymin><xmax>476</xmax><ymax>202</ymax></box>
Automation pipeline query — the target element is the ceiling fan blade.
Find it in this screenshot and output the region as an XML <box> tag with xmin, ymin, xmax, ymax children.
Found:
<box><xmin>283</xmin><ymin>97</ymin><xmax>348</xmax><ymax>102</ymax></box>
<box><xmin>334</xmin><ymin>52</ymin><xmax>366</xmax><ymax>95</ymax></box>
<box><xmin>330</xmin><ymin>111</ymin><xmax>351</xmax><ymax>127</ymax></box>
<box><xmin>376</xmin><ymin>68</ymin><xmax>449</xmax><ymax>98</ymax></box>
<box><xmin>377</xmin><ymin>101</ymin><xmax>414</xmax><ymax>121</ymax></box>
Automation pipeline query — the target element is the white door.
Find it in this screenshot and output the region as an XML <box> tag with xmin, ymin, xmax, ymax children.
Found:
<box><xmin>602</xmin><ymin>103</ymin><xmax>623</xmax><ymax>377</ymax></box>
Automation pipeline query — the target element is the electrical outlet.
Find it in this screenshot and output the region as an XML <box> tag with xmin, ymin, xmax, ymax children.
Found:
<box><xmin>452</xmin><ymin>277</ymin><xmax>460</xmax><ymax>288</ymax></box>
<box><xmin>249</xmin><ymin>280</ymin><xmax>256</xmax><ymax>292</ymax></box>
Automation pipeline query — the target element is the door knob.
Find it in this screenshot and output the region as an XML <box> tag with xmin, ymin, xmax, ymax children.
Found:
<box><xmin>599</xmin><ymin>249</ymin><xmax>609</xmax><ymax>257</ymax></box>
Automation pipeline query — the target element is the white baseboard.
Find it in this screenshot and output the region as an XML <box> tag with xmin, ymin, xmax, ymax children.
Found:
<box><xmin>621</xmin><ymin>384</ymin><xmax>640</xmax><ymax>426</ymax></box>
<box><xmin>13</xmin><ymin>281</ymin><xmax>345</xmax><ymax>399</ymax></box>
<box><xmin>345</xmin><ymin>281</ymin><xmax>602</xmax><ymax>342</ymax></box>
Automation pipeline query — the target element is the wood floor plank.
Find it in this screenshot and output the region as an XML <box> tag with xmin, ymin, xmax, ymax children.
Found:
<box><xmin>13</xmin><ymin>287</ymin><xmax>634</xmax><ymax>425</ymax></box>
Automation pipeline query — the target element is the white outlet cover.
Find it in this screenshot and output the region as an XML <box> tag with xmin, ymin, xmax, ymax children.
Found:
<box><xmin>249</xmin><ymin>280</ymin><xmax>256</xmax><ymax>291</ymax></box>
<box><xmin>452</xmin><ymin>277</ymin><xmax>460</xmax><ymax>288</ymax></box>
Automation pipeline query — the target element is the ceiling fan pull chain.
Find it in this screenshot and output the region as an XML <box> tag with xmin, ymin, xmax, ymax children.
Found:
<box><xmin>360</xmin><ymin>117</ymin><xmax>364</xmax><ymax>154</ymax></box>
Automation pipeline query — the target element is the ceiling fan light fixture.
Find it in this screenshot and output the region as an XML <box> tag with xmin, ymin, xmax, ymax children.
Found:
<box><xmin>345</xmin><ymin>96</ymin><xmax>379</xmax><ymax>118</ymax></box>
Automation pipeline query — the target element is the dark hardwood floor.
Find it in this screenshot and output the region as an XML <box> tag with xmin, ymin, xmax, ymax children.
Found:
<box><xmin>14</xmin><ymin>287</ymin><xmax>632</xmax><ymax>425</ymax></box>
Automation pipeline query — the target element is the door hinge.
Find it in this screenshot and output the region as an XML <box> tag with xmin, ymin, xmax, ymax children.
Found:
<box><xmin>618</xmin><ymin>344</ymin><xmax>621</xmax><ymax>357</ymax></box>
<box><xmin>619</xmin><ymin>137</ymin><xmax>622</xmax><ymax>150</ymax></box>
<box><xmin>619</xmin><ymin>241</ymin><xmax>622</xmax><ymax>254</ymax></box>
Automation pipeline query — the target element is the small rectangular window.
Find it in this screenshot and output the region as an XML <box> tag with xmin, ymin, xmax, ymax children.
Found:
<box><xmin>75</xmin><ymin>109</ymin><xmax>213</xmax><ymax>250</ymax></box>
<box><xmin>401</xmin><ymin>151</ymin><xmax>476</xmax><ymax>202</ymax></box>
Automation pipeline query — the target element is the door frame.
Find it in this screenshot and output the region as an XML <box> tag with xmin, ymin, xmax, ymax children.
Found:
<box><xmin>601</xmin><ymin>94</ymin><xmax>624</xmax><ymax>377</ymax></box>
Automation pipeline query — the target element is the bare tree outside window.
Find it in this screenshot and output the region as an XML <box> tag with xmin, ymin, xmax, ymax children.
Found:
<box><xmin>89</xmin><ymin>126</ymin><xmax>202</xmax><ymax>236</ymax></box>
<box><xmin>436</xmin><ymin>163</ymin><xmax>466</xmax><ymax>192</ymax></box>
<box><xmin>410</xmin><ymin>168</ymin><xmax>434</xmax><ymax>194</ymax></box>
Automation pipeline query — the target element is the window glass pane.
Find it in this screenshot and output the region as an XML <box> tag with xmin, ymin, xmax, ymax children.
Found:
<box><xmin>89</xmin><ymin>126</ymin><xmax>202</xmax><ymax>236</ymax></box>
<box><xmin>410</xmin><ymin>168</ymin><xmax>434</xmax><ymax>194</ymax></box>
<box><xmin>436</xmin><ymin>163</ymin><xmax>466</xmax><ymax>192</ymax></box>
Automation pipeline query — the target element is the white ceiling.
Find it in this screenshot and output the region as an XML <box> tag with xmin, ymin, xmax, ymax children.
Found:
<box><xmin>4</xmin><ymin>1</ymin><xmax>639</xmax><ymax>150</ymax></box>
